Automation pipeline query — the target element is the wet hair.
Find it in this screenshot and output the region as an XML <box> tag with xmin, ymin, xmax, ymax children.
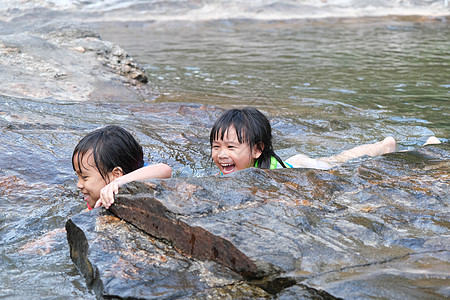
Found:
<box><xmin>209</xmin><ymin>107</ymin><xmax>287</xmax><ymax>169</ymax></box>
<box><xmin>72</xmin><ymin>125</ymin><xmax>144</xmax><ymax>182</ymax></box>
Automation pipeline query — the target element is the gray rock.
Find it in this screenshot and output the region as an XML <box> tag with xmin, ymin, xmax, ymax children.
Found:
<box><xmin>0</xmin><ymin>21</ymin><xmax>155</xmax><ymax>102</ymax></box>
<box><xmin>66</xmin><ymin>143</ymin><xmax>449</xmax><ymax>299</ymax></box>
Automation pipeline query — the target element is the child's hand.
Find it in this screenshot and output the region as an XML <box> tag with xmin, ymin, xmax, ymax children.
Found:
<box><xmin>95</xmin><ymin>179</ymin><xmax>123</xmax><ymax>209</ymax></box>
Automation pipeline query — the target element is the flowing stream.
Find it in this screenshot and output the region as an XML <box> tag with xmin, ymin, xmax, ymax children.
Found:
<box><xmin>0</xmin><ymin>0</ymin><xmax>449</xmax><ymax>298</ymax></box>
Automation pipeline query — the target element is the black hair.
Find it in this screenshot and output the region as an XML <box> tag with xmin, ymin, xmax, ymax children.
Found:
<box><xmin>209</xmin><ymin>107</ymin><xmax>287</xmax><ymax>169</ymax></box>
<box><xmin>72</xmin><ymin>125</ymin><xmax>144</xmax><ymax>182</ymax></box>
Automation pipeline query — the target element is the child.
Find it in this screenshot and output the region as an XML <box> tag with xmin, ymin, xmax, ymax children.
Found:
<box><xmin>210</xmin><ymin>107</ymin><xmax>399</xmax><ymax>175</ymax></box>
<box><xmin>73</xmin><ymin>125</ymin><xmax>172</xmax><ymax>210</ymax></box>
<box><xmin>20</xmin><ymin>125</ymin><xmax>171</xmax><ymax>255</ymax></box>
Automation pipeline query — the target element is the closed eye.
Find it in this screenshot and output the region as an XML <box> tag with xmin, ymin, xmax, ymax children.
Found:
<box><xmin>77</xmin><ymin>174</ymin><xmax>88</xmax><ymax>180</ymax></box>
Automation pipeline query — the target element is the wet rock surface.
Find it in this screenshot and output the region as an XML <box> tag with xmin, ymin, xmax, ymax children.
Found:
<box><xmin>0</xmin><ymin>21</ymin><xmax>154</xmax><ymax>102</ymax></box>
<box><xmin>66</xmin><ymin>143</ymin><xmax>449</xmax><ymax>299</ymax></box>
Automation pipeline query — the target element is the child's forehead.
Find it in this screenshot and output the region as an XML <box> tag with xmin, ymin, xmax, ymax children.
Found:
<box><xmin>73</xmin><ymin>150</ymin><xmax>96</xmax><ymax>172</ymax></box>
<box><xmin>215</xmin><ymin>125</ymin><xmax>248</xmax><ymax>143</ymax></box>
<box><xmin>74</xmin><ymin>149</ymin><xmax>92</xmax><ymax>161</ymax></box>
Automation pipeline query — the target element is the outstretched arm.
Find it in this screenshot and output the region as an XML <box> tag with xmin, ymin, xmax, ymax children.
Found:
<box><xmin>95</xmin><ymin>163</ymin><xmax>172</xmax><ymax>209</ymax></box>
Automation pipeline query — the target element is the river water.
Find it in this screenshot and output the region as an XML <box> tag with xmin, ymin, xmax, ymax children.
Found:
<box><xmin>1</xmin><ymin>0</ymin><xmax>449</xmax><ymax>299</ymax></box>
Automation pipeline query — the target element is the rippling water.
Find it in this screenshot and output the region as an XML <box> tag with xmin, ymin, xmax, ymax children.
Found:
<box><xmin>1</xmin><ymin>1</ymin><xmax>449</xmax><ymax>298</ymax></box>
<box><xmin>95</xmin><ymin>17</ymin><xmax>450</xmax><ymax>151</ymax></box>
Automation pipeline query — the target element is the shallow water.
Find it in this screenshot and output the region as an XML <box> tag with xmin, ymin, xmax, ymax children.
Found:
<box><xmin>95</xmin><ymin>17</ymin><xmax>449</xmax><ymax>150</ymax></box>
<box><xmin>1</xmin><ymin>1</ymin><xmax>449</xmax><ymax>298</ymax></box>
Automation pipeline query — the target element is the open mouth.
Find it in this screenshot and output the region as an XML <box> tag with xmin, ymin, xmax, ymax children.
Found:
<box><xmin>83</xmin><ymin>194</ymin><xmax>94</xmax><ymax>210</ymax></box>
<box><xmin>83</xmin><ymin>194</ymin><xmax>90</xmax><ymax>203</ymax></box>
<box><xmin>221</xmin><ymin>163</ymin><xmax>236</xmax><ymax>174</ymax></box>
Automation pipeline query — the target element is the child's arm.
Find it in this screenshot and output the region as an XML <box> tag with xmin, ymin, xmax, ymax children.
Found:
<box><xmin>95</xmin><ymin>163</ymin><xmax>172</xmax><ymax>209</ymax></box>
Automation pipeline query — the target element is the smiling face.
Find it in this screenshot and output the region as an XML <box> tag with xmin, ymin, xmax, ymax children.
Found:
<box><xmin>211</xmin><ymin>126</ymin><xmax>262</xmax><ymax>175</ymax></box>
<box><xmin>73</xmin><ymin>150</ymin><xmax>113</xmax><ymax>209</ymax></box>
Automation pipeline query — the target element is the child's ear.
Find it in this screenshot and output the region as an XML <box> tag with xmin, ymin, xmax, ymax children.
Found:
<box><xmin>111</xmin><ymin>166</ymin><xmax>124</xmax><ymax>179</ymax></box>
<box><xmin>252</xmin><ymin>143</ymin><xmax>264</xmax><ymax>159</ymax></box>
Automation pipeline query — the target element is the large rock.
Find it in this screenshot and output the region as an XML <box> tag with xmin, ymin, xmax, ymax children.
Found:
<box><xmin>0</xmin><ymin>21</ymin><xmax>154</xmax><ymax>102</ymax></box>
<box><xmin>66</xmin><ymin>143</ymin><xmax>450</xmax><ymax>299</ymax></box>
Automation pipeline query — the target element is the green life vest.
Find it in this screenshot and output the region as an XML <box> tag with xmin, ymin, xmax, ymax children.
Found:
<box><xmin>255</xmin><ymin>156</ymin><xmax>292</xmax><ymax>169</ymax></box>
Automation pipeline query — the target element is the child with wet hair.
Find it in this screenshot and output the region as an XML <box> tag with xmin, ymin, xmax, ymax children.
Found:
<box><xmin>210</xmin><ymin>107</ymin><xmax>401</xmax><ymax>175</ymax></box>
<box><xmin>20</xmin><ymin>125</ymin><xmax>171</xmax><ymax>255</ymax></box>
<box><xmin>73</xmin><ymin>125</ymin><xmax>171</xmax><ymax>210</ymax></box>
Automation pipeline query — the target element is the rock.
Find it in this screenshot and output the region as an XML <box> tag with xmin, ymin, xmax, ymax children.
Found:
<box><xmin>66</xmin><ymin>143</ymin><xmax>449</xmax><ymax>299</ymax></box>
<box><xmin>0</xmin><ymin>22</ymin><xmax>154</xmax><ymax>102</ymax></box>
<box><xmin>66</xmin><ymin>208</ymin><xmax>269</xmax><ymax>299</ymax></box>
<box><xmin>108</xmin><ymin>190</ymin><xmax>262</xmax><ymax>280</ymax></box>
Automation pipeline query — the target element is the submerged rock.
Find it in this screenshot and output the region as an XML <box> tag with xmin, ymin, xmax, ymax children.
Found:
<box><xmin>66</xmin><ymin>143</ymin><xmax>449</xmax><ymax>299</ymax></box>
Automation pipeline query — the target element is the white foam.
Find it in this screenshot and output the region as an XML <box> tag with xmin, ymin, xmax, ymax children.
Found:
<box><xmin>1</xmin><ymin>0</ymin><xmax>449</xmax><ymax>22</ymax></box>
<box><xmin>82</xmin><ymin>0</ymin><xmax>450</xmax><ymax>20</ymax></box>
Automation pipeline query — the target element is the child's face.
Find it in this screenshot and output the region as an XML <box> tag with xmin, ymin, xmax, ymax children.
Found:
<box><xmin>73</xmin><ymin>151</ymin><xmax>113</xmax><ymax>209</ymax></box>
<box><xmin>211</xmin><ymin>126</ymin><xmax>262</xmax><ymax>175</ymax></box>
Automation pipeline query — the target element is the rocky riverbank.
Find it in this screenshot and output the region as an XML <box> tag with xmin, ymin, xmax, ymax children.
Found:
<box><xmin>0</xmin><ymin>21</ymin><xmax>154</xmax><ymax>102</ymax></box>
